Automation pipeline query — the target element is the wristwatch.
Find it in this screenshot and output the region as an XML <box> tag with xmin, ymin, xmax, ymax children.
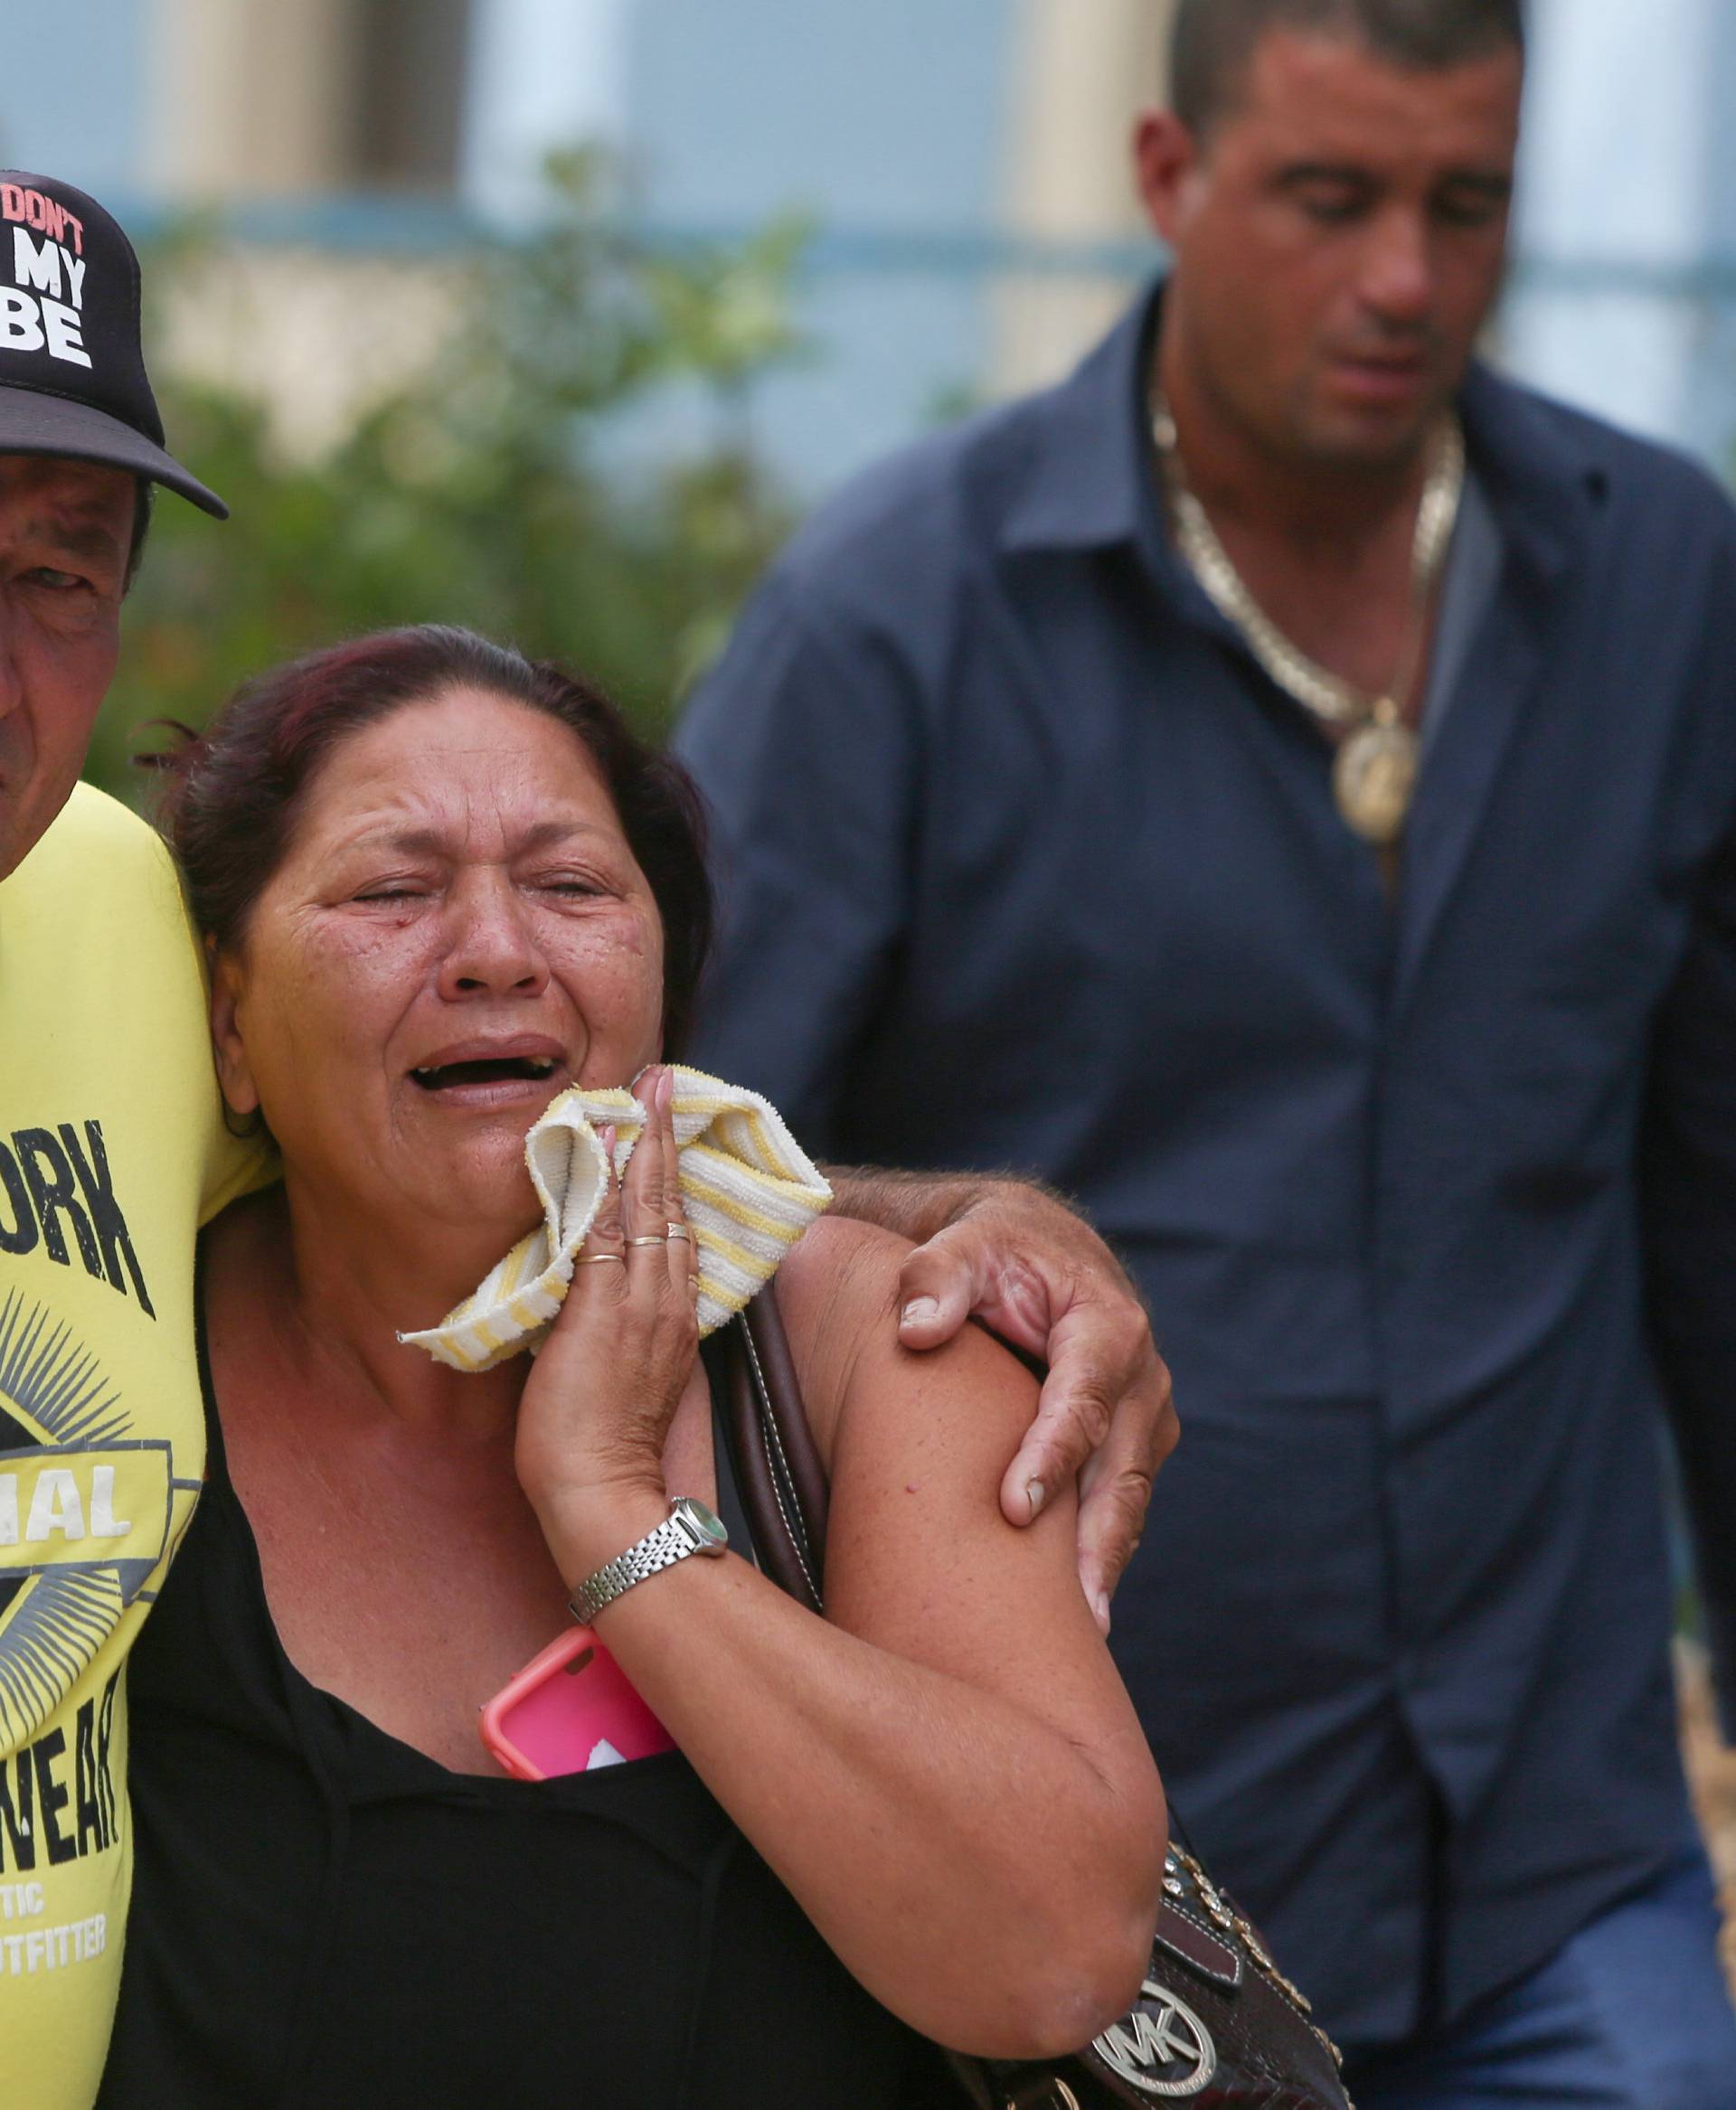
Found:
<box><xmin>568</xmin><ymin>1497</ymin><xmax>730</xmax><ymax>1625</ymax></box>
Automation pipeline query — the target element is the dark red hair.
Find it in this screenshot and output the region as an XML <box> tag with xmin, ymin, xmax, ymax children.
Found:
<box><xmin>156</xmin><ymin>626</ymin><xmax>713</xmax><ymax>1057</ymax></box>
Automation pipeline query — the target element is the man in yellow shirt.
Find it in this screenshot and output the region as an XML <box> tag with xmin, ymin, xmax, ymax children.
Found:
<box><xmin>0</xmin><ymin>170</ymin><xmax>1174</xmax><ymax>2107</ymax></box>
<box><xmin>0</xmin><ymin>169</ymin><xmax>261</xmax><ymax>2110</ymax></box>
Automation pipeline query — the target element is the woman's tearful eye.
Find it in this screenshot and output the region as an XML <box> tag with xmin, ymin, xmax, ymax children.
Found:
<box><xmin>352</xmin><ymin>881</ymin><xmax>429</xmax><ymax>904</ymax></box>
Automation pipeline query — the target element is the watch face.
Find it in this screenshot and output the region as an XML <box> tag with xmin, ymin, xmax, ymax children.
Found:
<box><xmin>675</xmin><ymin>1498</ymin><xmax>729</xmax><ymax>1551</ymax></box>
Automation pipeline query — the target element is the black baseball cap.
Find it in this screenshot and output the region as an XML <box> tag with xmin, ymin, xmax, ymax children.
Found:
<box><xmin>0</xmin><ymin>169</ymin><xmax>226</xmax><ymax>518</ymax></box>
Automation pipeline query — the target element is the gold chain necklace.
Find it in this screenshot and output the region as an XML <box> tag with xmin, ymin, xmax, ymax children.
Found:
<box><xmin>1151</xmin><ymin>398</ymin><xmax>1465</xmax><ymax>846</ymax></box>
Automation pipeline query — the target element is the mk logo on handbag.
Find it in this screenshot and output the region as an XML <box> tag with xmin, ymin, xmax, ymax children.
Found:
<box><xmin>1092</xmin><ymin>1980</ymin><xmax>1218</xmax><ymax>2098</ymax></box>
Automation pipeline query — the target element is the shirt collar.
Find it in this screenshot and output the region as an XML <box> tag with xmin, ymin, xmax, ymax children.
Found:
<box><xmin>998</xmin><ymin>276</ymin><xmax>1604</xmax><ymax>584</ymax></box>
<box><xmin>1455</xmin><ymin>361</ymin><xmax>1599</xmax><ymax>585</ymax></box>
<box><xmin>997</xmin><ymin>279</ymin><xmax>1165</xmax><ymax>555</ymax></box>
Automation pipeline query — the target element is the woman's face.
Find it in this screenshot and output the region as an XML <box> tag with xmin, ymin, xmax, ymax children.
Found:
<box><xmin>212</xmin><ymin>686</ymin><xmax>666</xmax><ymax>1247</ymax></box>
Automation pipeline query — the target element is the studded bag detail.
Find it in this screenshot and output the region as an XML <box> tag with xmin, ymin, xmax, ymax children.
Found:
<box><xmin>710</xmin><ymin>1288</ymin><xmax>1354</xmax><ymax>2110</ymax></box>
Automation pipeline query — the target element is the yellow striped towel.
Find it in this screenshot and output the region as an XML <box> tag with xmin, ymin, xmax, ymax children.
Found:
<box><xmin>399</xmin><ymin>1065</ymin><xmax>832</xmax><ymax>1373</ymax></box>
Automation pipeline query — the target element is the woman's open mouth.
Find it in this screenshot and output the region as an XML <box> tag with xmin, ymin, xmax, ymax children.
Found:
<box><xmin>410</xmin><ymin>1055</ymin><xmax>559</xmax><ymax>1094</ymax></box>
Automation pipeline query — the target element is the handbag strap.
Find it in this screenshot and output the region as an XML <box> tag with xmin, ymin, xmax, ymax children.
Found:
<box><xmin>712</xmin><ymin>1287</ymin><xmax>830</xmax><ymax>1614</ymax></box>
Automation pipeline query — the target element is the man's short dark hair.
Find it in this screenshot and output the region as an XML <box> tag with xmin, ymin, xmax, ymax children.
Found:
<box><xmin>1170</xmin><ymin>0</ymin><xmax>1525</xmax><ymax>137</ymax></box>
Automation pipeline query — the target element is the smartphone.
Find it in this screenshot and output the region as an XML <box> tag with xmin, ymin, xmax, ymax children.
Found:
<box><xmin>479</xmin><ymin>1626</ymin><xmax>675</xmax><ymax>1780</ymax></box>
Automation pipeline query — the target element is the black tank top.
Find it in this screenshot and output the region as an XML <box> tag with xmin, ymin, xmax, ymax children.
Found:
<box><xmin>98</xmin><ymin>1295</ymin><xmax>942</xmax><ymax>2109</ymax></box>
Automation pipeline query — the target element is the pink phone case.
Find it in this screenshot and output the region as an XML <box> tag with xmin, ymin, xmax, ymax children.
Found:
<box><xmin>479</xmin><ymin>1627</ymin><xmax>675</xmax><ymax>1780</ymax></box>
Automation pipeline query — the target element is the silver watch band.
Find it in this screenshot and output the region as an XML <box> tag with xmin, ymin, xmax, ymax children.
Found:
<box><xmin>569</xmin><ymin>1497</ymin><xmax>729</xmax><ymax>1625</ymax></box>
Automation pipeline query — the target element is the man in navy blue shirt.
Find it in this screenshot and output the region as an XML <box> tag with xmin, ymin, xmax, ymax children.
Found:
<box><xmin>677</xmin><ymin>1</ymin><xmax>1736</xmax><ymax>2101</ymax></box>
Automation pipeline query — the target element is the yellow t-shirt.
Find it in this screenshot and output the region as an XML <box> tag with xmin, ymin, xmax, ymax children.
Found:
<box><xmin>0</xmin><ymin>785</ymin><xmax>265</xmax><ymax>2110</ymax></box>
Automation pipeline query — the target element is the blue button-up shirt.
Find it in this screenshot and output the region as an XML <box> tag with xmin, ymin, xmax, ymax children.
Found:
<box><xmin>675</xmin><ymin>286</ymin><xmax>1736</xmax><ymax>2044</ymax></box>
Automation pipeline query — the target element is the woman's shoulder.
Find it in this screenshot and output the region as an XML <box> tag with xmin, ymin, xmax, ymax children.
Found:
<box><xmin>769</xmin><ymin>1212</ymin><xmax>1039</xmax><ymax>1469</ymax></box>
<box><xmin>769</xmin><ymin>1215</ymin><xmax>910</xmax><ymax>1455</ymax></box>
<box><xmin>777</xmin><ymin>1211</ymin><xmax>908</xmax><ymax>1333</ymax></box>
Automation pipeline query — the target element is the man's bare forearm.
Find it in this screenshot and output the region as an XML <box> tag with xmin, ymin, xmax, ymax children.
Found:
<box><xmin>824</xmin><ymin>1163</ymin><xmax>1070</xmax><ymax>1245</ymax></box>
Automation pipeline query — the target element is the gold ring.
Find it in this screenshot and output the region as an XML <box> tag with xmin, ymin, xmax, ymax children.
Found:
<box><xmin>575</xmin><ymin>1251</ymin><xmax>625</xmax><ymax>1266</ymax></box>
<box><xmin>665</xmin><ymin>1224</ymin><xmax>693</xmax><ymax>1243</ymax></box>
<box><xmin>627</xmin><ymin>1234</ymin><xmax>667</xmax><ymax>1248</ymax></box>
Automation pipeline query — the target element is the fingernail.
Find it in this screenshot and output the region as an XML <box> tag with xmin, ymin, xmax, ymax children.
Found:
<box><xmin>1092</xmin><ymin>1591</ymin><xmax>1111</xmax><ymax>1635</ymax></box>
<box><xmin>1024</xmin><ymin>1479</ymin><xmax>1045</xmax><ymax>1521</ymax></box>
<box><xmin>901</xmin><ymin>1297</ymin><xmax>939</xmax><ymax>1329</ymax></box>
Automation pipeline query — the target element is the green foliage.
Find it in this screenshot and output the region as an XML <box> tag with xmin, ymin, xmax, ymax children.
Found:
<box><xmin>90</xmin><ymin>151</ymin><xmax>808</xmax><ymax>799</ymax></box>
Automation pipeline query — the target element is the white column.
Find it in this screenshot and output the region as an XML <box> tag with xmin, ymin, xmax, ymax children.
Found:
<box><xmin>145</xmin><ymin>0</ymin><xmax>363</xmax><ymax>199</ymax></box>
<box><xmin>990</xmin><ymin>0</ymin><xmax>1171</xmax><ymax>399</ymax></box>
<box><xmin>138</xmin><ymin>0</ymin><xmax>458</xmax><ymax>459</ymax></box>
<box><xmin>1503</xmin><ymin>0</ymin><xmax>1716</xmax><ymax>449</ymax></box>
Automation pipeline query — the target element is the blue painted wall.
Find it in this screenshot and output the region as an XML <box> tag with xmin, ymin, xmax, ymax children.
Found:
<box><xmin>0</xmin><ymin>0</ymin><xmax>146</xmax><ymax>200</ymax></box>
<box><xmin>615</xmin><ymin>0</ymin><xmax>1013</xmax><ymax>498</ymax></box>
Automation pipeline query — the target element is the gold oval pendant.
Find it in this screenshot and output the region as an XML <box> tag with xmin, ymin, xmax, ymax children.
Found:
<box><xmin>1334</xmin><ymin>721</ymin><xmax>1419</xmax><ymax>845</ymax></box>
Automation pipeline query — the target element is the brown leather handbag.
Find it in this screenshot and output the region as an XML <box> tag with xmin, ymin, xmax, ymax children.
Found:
<box><xmin>709</xmin><ymin>1289</ymin><xmax>1354</xmax><ymax>2110</ymax></box>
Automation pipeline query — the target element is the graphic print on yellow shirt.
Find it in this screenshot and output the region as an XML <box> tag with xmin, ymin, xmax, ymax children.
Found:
<box><xmin>0</xmin><ymin>1288</ymin><xmax>155</xmax><ymax>2010</ymax></box>
<box><xmin>1</xmin><ymin>785</ymin><xmax>266</xmax><ymax>2110</ymax></box>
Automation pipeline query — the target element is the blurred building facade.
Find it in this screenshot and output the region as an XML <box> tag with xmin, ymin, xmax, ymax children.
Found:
<box><xmin>5</xmin><ymin>0</ymin><xmax>1736</xmax><ymax>495</ymax></box>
